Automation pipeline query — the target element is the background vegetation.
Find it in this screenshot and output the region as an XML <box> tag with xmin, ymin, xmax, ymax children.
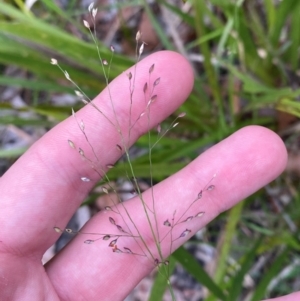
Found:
<box><xmin>1</xmin><ymin>0</ymin><xmax>300</xmax><ymax>300</ymax></box>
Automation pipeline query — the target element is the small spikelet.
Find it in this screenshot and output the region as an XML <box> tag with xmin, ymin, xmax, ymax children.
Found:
<box><xmin>80</xmin><ymin>120</ymin><xmax>85</xmax><ymax>131</ymax></box>
<box><xmin>207</xmin><ymin>185</ymin><xmax>215</xmax><ymax>191</ymax></box>
<box><xmin>116</xmin><ymin>225</ymin><xmax>126</xmax><ymax>233</ymax></box>
<box><xmin>178</xmin><ymin>112</ymin><xmax>186</xmax><ymax>118</ymax></box>
<box><xmin>64</xmin><ymin>70</ymin><xmax>71</xmax><ymax>81</ymax></box>
<box><xmin>84</xmin><ymin>239</ymin><xmax>94</xmax><ymax>244</ymax></box>
<box><xmin>143</xmin><ymin>82</ymin><xmax>148</xmax><ymax>93</ymax></box>
<box><xmin>179</xmin><ymin>229</ymin><xmax>191</xmax><ymax>238</ymax></box>
<box><xmin>54</xmin><ymin>227</ymin><xmax>63</xmax><ymax>233</ymax></box>
<box><xmin>109</xmin><ymin>239</ymin><xmax>118</xmax><ymax>247</ymax></box>
<box><xmin>68</xmin><ymin>139</ymin><xmax>76</xmax><ymax>149</ymax></box>
<box><xmin>110</xmin><ymin>45</ymin><xmax>115</xmax><ymax>52</ymax></box>
<box><xmin>163</xmin><ymin>220</ymin><xmax>171</xmax><ymax>227</ymax></box>
<box><xmin>92</xmin><ymin>8</ymin><xmax>97</xmax><ymax>19</ymax></box>
<box><xmin>50</xmin><ymin>58</ymin><xmax>58</xmax><ymax>65</ymax></box>
<box><xmin>88</xmin><ymin>2</ymin><xmax>94</xmax><ymax>12</ymax></box>
<box><xmin>139</xmin><ymin>43</ymin><xmax>145</xmax><ymax>56</ymax></box>
<box><xmin>149</xmin><ymin>64</ymin><xmax>155</xmax><ymax>73</ymax></box>
<box><xmin>81</xmin><ymin>177</ymin><xmax>91</xmax><ymax>182</ymax></box>
<box><xmin>153</xmin><ymin>77</ymin><xmax>160</xmax><ymax>86</ymax></box>
<box><xmin>83</xmin><ymin>20</ymin><xmax>90</xmax><ymax>28</ymax></box>
<box><xmin>157</xmin><ymin>124</ymin><xmax>161</xmax><ymax>134</ymax></box>
<box><xmin>183</xmin><ymin>216</ymin><xmax>193</xmax><ymax>223</ymax></box>
<box><xmin>79</xmin><ymin>148</ymin><xmax>85</xmax><ymax>156</ymax></box>
<box><xmin>109</xmin><ymin>217</ymin><xmax>116</xmax><ymax>225</ymax></box>
<box><xmin>103</xmin><ymin>235</ymin><xmax>111</xmax><ymax>240</ymax></box>
<box><xmin>195</xmin><ymin>212</ymin><xmax>205</xmax><ymax>218</ymax></box>
<box><xmin>123</xmin><ymin>247</ymin><xmax>133</xmax><ymax>254</ymax></box>
<box><xmin>136</xmin><ymin>31</ymin><xmax>141</xmax><ymax>41</ymax></box>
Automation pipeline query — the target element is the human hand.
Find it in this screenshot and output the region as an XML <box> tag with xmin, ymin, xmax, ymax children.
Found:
<box><xmin>0</xmin><ymin>51</ymin><xmax>293</xmax><ymax>301</ymax></box>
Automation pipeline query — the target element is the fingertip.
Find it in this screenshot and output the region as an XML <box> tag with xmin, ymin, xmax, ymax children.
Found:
<box><xmin>236</xmin><ymin>125</ymin><xmax>288</xmax><ymax>177</ymax></box>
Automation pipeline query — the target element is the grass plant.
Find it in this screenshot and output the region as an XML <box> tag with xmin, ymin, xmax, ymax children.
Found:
<box><xmin>1</xmin><ymin>1</ymin><xmax>300</xmax><ymax>300</ymax></box>
<box><xmin>50</xmin><ymin>5</ymin><xmax>218</xmax><ymax>299</ymax></box>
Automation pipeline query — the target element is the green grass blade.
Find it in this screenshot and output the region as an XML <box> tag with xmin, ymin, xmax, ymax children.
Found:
<box><xmin>148</xmin><ymin>257</ymin><xmax>176</xmax><ymax>301</ymax></box>
<box><xmin>226</xmin><ymin>237</ymin><xmax>262</xmax><ymax>301</ymax></box>
<box><xmin>173</xmin><ymin>247</ymin><xmax>227</xmax><ymax>301</ymax></box>
<box><xmin>250</xmin><ymin>248</ymin><xmax>289</xmax><ymax>301</ymax></box>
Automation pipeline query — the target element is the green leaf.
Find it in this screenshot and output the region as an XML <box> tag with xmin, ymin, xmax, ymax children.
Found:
<box><xmin>173</xmin><ymin>247</ymin><xmax>227</xmax><ymax>301</ymax></box>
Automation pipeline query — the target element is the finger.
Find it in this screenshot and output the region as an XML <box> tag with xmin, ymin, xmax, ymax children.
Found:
<box><xmin>46</xmin><ymin>126</ymin><xmax>287</xmax><ymax>301</ymax></box>
<box><xmin>0</xmin><ymin>51</ymin><xmax>194</xmax><ymax>256</ymax></box>
<box><xmin>263</xmin><ymin>292</ymin><xmax>300</xmax><ymax>301</ymax></box>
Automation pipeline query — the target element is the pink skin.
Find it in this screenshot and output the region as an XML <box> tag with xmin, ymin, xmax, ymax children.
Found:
<box><xmin>0</xmin><ymin>51</ymin><xmax>292</xmax><ymax>301</ymax></box>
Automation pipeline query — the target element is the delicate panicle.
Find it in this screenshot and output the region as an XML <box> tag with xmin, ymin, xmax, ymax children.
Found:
<box><xmin>105</xmin><ymin>206</ymin><xmax>112</xmax><ymax>211</ymax></box>
<box><xmin>102</xmin><ymin>59</ymin><xmax>108</xmax><ymax>66</ymax></box>
<box><xmin>102</xmin><ymin>187</ymin><xmax>109</xmax><ymax>194</ymax></box>
<box><xmin>110</xmin><ymin>45</ymin><xmax>115</xmax><ymax>52</ymax></box>
<box><xmin>65</xmin><ymin>228</ymin><xmax>73</xmax><ymax>233</ymax></box>
<box><xmin>178</xmin><ymin>112</ymin><xmax>186</xmax><ymax>118</ymax></box>
<box><xmin>173</xmin><ymin>122</ymin><xmax>179</xmax><ymax>128</ymax></box>
<box><xmin>106</xmin><ymin>164</ymin><xmax>114</xmax><ymax>169</ymax></box>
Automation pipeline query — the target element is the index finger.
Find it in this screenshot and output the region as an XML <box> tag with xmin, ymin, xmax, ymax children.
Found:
<box><xmin>0</xmin><ymin>51</ymin><xmax>194</xmax><ymax>256</ymax></box>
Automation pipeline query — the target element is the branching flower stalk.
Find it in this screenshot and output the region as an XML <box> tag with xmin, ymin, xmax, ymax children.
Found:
<box><xmin>52</xmin><ymin>3</ymin><xmax>216</xmax><ymax>300</ymax></box>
